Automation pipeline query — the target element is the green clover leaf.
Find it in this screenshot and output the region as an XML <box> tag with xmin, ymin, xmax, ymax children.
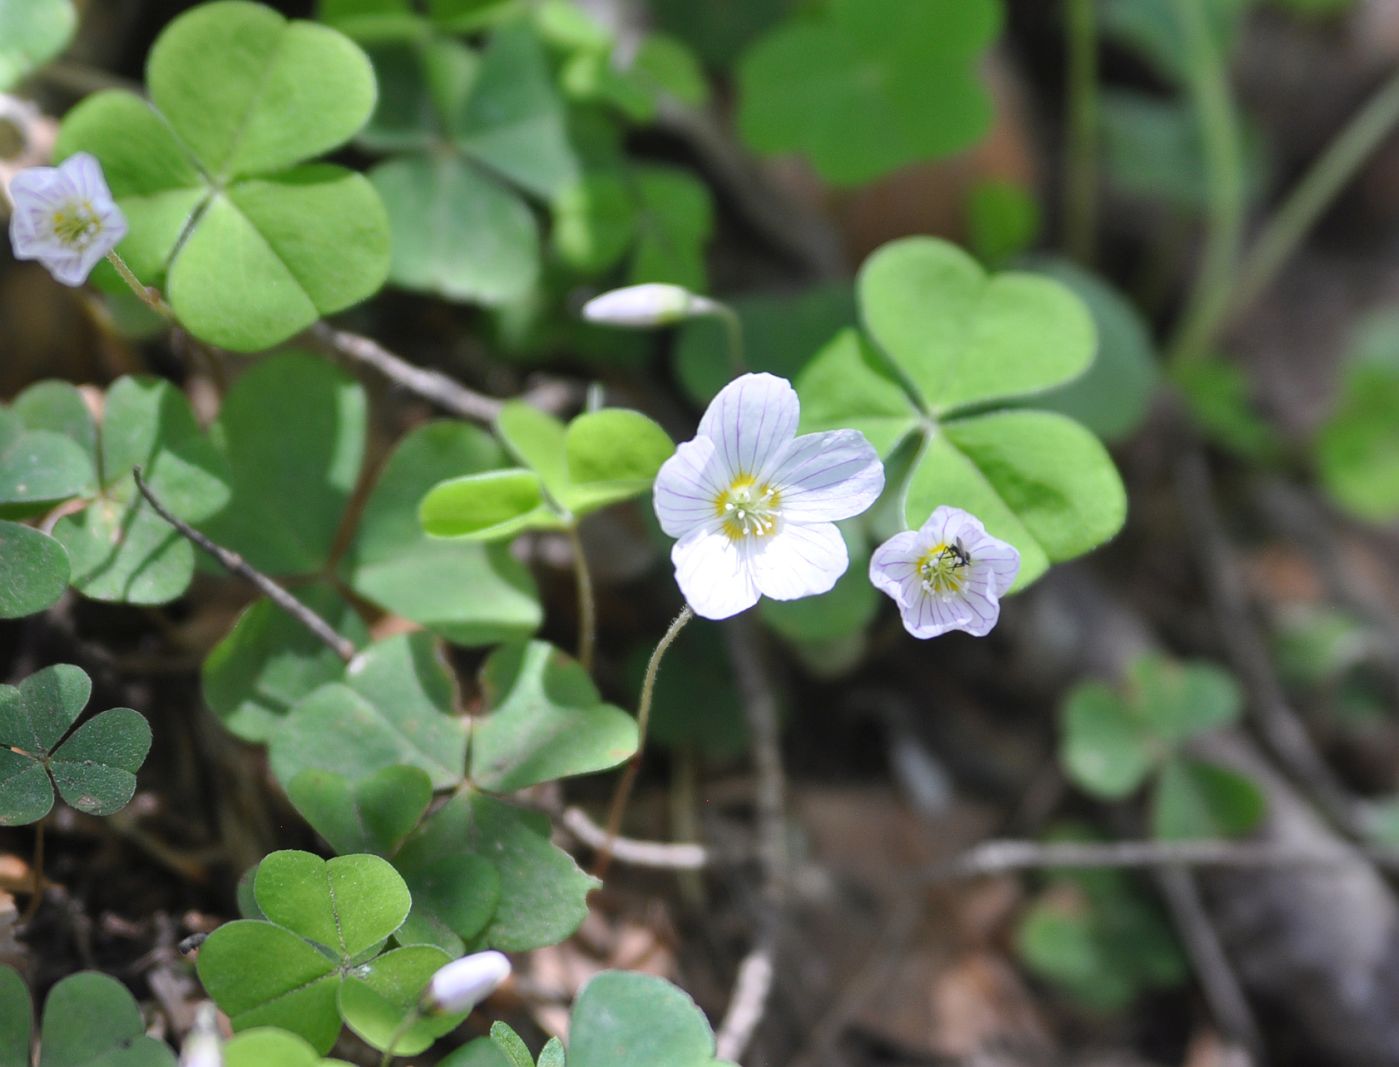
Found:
<box><xmin>797</xmin><ymin>237</ymin><xmax>1124</xmax><ymax>589</ymax></box>
<box><xmin>37</xmin><ymin>971</ymin><xmax>176</xmax><ymax>1067</ymax></box>
<box><xmin>198</xmin><ymin>851</ymin><xmax>458</xmax><ymax>1055</ymax></box>
<box><xmin>0</xmin><ymin>0</ymin><xmax>75</xmax><ymax>91</ymax></box>
<box><xmin>0</xmin><ymin>521</ymin><xmax>69</xmax><ymax>620</ymax></box>
<box><xmin>356</xmin><ymin>21</ymin><xmax>578</xmax><ymax>304</ymax></box>
<box><xmin>0</xmin><ymin>664</ymin><xmax>151</xmax><ymax>825</ymax></box>
<box><xmin>420</xmin><ymin>401</ymin><xmax>673</xmax><ymax>540</ymax></box>
<box><xmin>567</xmin><ymin>971</ymin><xmax>736</xmax><ymax>1067</ymax></box>
<box><xmin>736</xmin><ymin>0</ymin><xmax>1001</xmax><ymax>186</ymax></box>
<box><xmin>55</xmin><ymin>1</ymin><xmax>388</xmax><ymax>350</ymax></box>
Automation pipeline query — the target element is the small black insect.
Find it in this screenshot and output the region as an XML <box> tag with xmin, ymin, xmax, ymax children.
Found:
<box><xmin>939</xmin><ymin>537</ymin><xmax>972</xmax><ymax>569</ymax></box>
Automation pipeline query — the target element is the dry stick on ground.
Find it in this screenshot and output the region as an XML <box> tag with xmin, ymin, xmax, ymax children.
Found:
<box><xmin>306</xmin><ymin>323</ymin><xmax>507</xmax><ymax>424</ymax></box>
<box><xmin>132</xmin><ymin>467</ymin><xmax>355</xmax><ymax>663</ymax></box>
<box><xmin>916</xmin><ymin>836</ymin><xmax>1399</xmax><ymax>883</ymax></box>
<box><xmin>559</xmin><ymin>806</ymin><xmax>713</xmax><ymax>870</ymax></box>
<box><xmin>714</xmin><ymin>621</ymin><xmax>788</xmax><ymax>1064</ymax></box>
<box><xmin>1175</xmin><ymin>450</ymin><xmax>1373</xmax><ymax>838</ymax></box>
<box><xmin>1155</xmin><ymin>866</ymin><xmax>1261</xmax><ymax>1062</ymax></box>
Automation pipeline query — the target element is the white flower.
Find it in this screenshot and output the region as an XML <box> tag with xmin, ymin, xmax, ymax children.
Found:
<box><xmin>870</xmin><ymin>505</ymin><xmax>1020</xmax><ymax>638</ymax></box>
<box><xmin>582</xmin><ymin>283</ymin><xmax>718</xmax><ymax>327</ymax></box>
<box><xmin>7</xmin><ymin>152</ymin><xmax>127</xmax><ymax>286</ymax></box>
<box><xmin>179</xmin><ymin>1004</ymin><xmax>223</xmax><ymax>1067</ymax></box>
<box><xmin>653</xmin><ymin>372</ymin><xmax>885</xmax><ymax>620</ymax></box>
<box><xmin>423</xmin><ymin>950</ymin><xmax>512</xmax><ymax>1014</ymax></box>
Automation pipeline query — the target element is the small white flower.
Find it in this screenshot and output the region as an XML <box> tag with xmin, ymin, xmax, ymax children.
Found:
<box><xmin>653</xmin><ymin>372</ymin><xmax>885</xmax><ymax>620</ymax></box>
<box><xmin>423</xmin><ymin>950</ymin><xmax>512</xmax><ymax>1015</ymax></box>
<box><xmin>7</xmin><ymin>152</ymin><xmax>127</xmax><ymax>286</ymax></box>
<box><xmin>179</xmin><ymin>1004</ymin><xmax>223</xmax><ymax>1067</ymax></box>
<box><xmin>582</xmin><ymin>283</ymin><xmax>719</xmax><ymax>327</ymax></box>
<box><xmin>870</xmin><ymin>505</ymin><xmax>1020</xmax><ymax>638</ymax></box>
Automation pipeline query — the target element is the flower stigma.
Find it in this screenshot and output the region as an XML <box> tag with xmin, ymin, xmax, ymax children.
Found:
<box><xmin>716</xmin><ymin>473</ymin><xmax>781</xmax><ymax>541</ymax></box>
<box><xmin>917</xmin><ymin>540</ymin><xmax>971</xmax><ymax>595</ymax></box>
<box><xmin>50</xmin><ymin>201</ymin><xmax>102</xmax><ymax>249</ymax></box>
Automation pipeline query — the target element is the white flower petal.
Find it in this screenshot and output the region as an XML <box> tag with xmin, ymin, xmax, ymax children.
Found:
<box><xmin>653</xmin><ymin>435</ymin><xmax>724</xmax><ymax>537</ymax></box>
<box><xmin>697</xmin><ymin>373</ymin><xmax>799</xmax><ymax>480</ymax></box>
<box><xmin>7</xmin><ymin>154</ymin><xmax>126</xmax><ymax>287</ymax></box>
<box><xmin>582</xmin><ymin>283</ymin><xmax>717</xmax><ymax>327</ymax></box>
<box><xmin>673</xmin><ymin>523</ymin><xmax>761</xmax><ymax>619</ymax></box>
<box><xmin>766</xmin><ymin>428</ymin><xmax>884</xmax><ymax>522</ymax></box>
<box><xmin>749</xmin><ymin>520</ymin><xmax>849</xmax><ymax>601</ymax></box>
<box><xmin>64</xmin><ymin>153</ymin><xmax>108</xmax><ymax>202</ymax></box>
<box><xmin>869</xmin><ymin>530</ymin><xmax>920</xmax><ymax>601</ymax></box>
<box><xmin>427</xmin><ymin>950</ymin><xmax>512</xmax><ymax>1014</ymax></box>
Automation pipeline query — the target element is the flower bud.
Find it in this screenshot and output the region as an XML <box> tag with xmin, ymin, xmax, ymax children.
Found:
<box><xmin>422</xmin><ymin>950</ymin><xmax>512</xmax><ymax>1014</ymax></box>
<box><xmin>581</xmin><ymin>283</ymin><xmax>719</xmax><ymax>328</ymax></box>
<box><xmin>179</xmin><ymin>1004</ymin><xmax>223</xmax><ymax>1067</ymax></box>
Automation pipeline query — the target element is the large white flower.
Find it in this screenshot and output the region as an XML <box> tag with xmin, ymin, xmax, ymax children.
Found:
<box><xmin>8</xmin><ymin>152</ymin><xmax>127</xmax><ymax>286</ymax></box>
<box><xmin>654</xmin><ymin>372</ymin><xmax>885</xmax><ymax>620</ymax></box>
<box><xmin>870</xmin><ymin>505</ymin><xmax>1020</xmax><ymax>638</ymax></box>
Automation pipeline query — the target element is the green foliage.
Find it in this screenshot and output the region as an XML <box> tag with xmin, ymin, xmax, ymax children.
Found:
<box><xmin>1316</xmin><ymin>312</ymin><xmax>1399</xmax><ymax>522</ymax></box>
<box><xmin>646</xmin><ymin>0</ymin><xmax>791</xmax><ymax>69</ymax></box>
<box><xmin>1172</xmin><ymin>355</ymin><xmax>1282</xmax><ymax>461</ymax></box>
<box><xmin>1015</xmin><ymin>843</ymin><xmax>1187</xmax><ymax>1011</ymax></box>
<box><xmin>471</xmin><ymin>641</ymin><xmax>637</xmax><ymax>790</ymax></box>
<box><xmin>568</xmin><ymin>971</ymin><xmax>736</xmax><ymax>1067</ymax></box>
<box><xmin>0</xmin><ymin>664</ymin><xmax>151</xmax><ymax>825</ymax></box>
<box><xmin>797</xmin><ymin>237</ymin><xmax>1124</xmax><ymax>590</ymax></box>
<box><xmin>351</xmin><ymin>17</ymin><xmax>577</xmax><ymax>305</ymax></box>
<box><xmin>637</xmin><ymin>624</ymin><xmax>748</xmax><ymax>761</ymax></box>
<box><xmin>967</xmin><ymin>179</ymin><xmax>1041</xmax><ymax>268</ymax></box>
<box><xmin>28</xmin><ymin>377</ymin><xmax>230</xmax><ymax>605</ymax></box>
<box><xmin>0</xmin><ymin>967</ymin><xmax>175</xmax><ymax>1067</ymax></box>
<box><xmin>200</xmin><ymin>357</ymin><xmax>540</xmax><ymax>742</ymax></box>
<box><xmin>737</xmin><ymin>0</ymin><xmax>1001</xmax><ymax>186</ymax></box>
<box><xmin>1024</xmin><ymin>258</ymin><xmax>1160</xmax><ymax>442</ymax></box>
<box><xmin>421</xmin><ymin>401</ymin><xmax>673</xmax><ymax>538</ymax></box>
<box><xmin>0</xmin><ymin>0</ymin><xmax>74</xmax><ymax>90</ymax></box>
<box><xmin>222</xmin><ymin>1028</ymin><xmax>353</xmax><ymax>1067</ymax></box>
<box><xmin>0</xmin><ymin>521</ymin><xmax>69</xmax><ymax>619</ymax></box>
<box><xmin>270</xmin><ymin>633</ymin><xmax>618</xmax><ymax>952</ymax></box>
<box><xmin>1059</xmin><ymin>655</ymin><xmax>1264</xmax><ymax>839</ymax></box>
<box><xmin>1100</xmin><ymin>0</ymin><xmax>1249</xmax><ymax>85</ymax></box>
<box><xmin>197</xmin><ymin>850</ymin><xmax>461</xmax><ymax>1054</ymax></box>
<box><xmin>55</xmin><ymin>1</ymin><xmax>388</xmax><ymax>350</ymax></box>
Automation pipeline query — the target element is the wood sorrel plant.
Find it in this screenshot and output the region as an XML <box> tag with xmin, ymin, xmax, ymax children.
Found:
<box><xmin>0</xmin><ymin>0</ymin><xmax>1148</xmax><ymax>1062</ymax></box>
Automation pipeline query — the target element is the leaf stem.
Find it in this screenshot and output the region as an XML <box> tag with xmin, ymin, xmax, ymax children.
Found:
<box><xmin>565</xmin><ymin>524</ymin><xmax>597</xmax><ymax>673</ymax></box>
<box><xmin>1063</xmin><ymin>0</ymin><xmax>1100</xmax><ymax>264</ymax></box>
<box><xmin>104</xmin><ymin>250</ymin><xmax>175</xmax><ymax>321</ymax></box>
<box><xmin>715</xmin><ymin>303</ymin><xmax>747</xmax><ymax>374</ymax></box>
<box><xmin>377</xmin><ymin>1006</ymin><xmax>423</xmax><ymax>1067</ymax></box>
<box><xmin>594</xmin><ymin>605</ymin><xmax>694</xmax><ymax>876</ymax></box>
<box><xmin>1164</xmin><ymin>0</ymin><xmax>1246</xmax><ymax>367</ymax></box>
<box><xmin>1230</xmin><ymin>64</ymin><xmax>1399</xmax><ymax>324</ymax></box>
<box><xmin>21</xmin><ymin>819</ymin><xmax>44</xmax><ymax>923</ymax></box>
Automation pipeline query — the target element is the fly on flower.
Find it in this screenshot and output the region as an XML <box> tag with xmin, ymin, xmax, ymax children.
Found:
<box><xmin>653</xmin><ymin>372</ymin><xmax>885</xmax><ymax>620</ymax></box>
<box><xmin>7</xmin><ymin>152</ymin><xmax>127</xmax><ymax>286</ymax></box>
<box><xmin>870</xmin><ymin>505</ymin><xmax>1020</xmax><ymax>638</ymax></box>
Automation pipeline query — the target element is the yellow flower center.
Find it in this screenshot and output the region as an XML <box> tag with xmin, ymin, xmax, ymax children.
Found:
<box><xmin>715</xmin><ymin>473</ymin><xmax>781</xmax><ymax>541</ymax></box>
<box><xmin>51</xmin><ymin>200</ymin><xmax>101</xmax><ymax>249</ymax></box>
<box><xmin>917</xmin><ymin>540</ymin><xmax>971</xmax><ymax>594</ymax></box>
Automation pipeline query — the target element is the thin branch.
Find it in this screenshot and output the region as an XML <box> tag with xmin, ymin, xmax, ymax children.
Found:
<box><xmin>560</xmin><ymin>806</ymin><xmax>713</xmax><ymax>870</ymax></box>
<box><xmin>565</xmin><ymin>525</ymin><xmax>596</xmax><ymax>673</ymax></box>
<box><xmin>715</xmin><ymin>619</ymin><xmax>788</xmax><ymax>1063</ymax></box>
<box><xmin>1176</xmin><ymin>451</ymin><xmax>1372</xmax><ymax>838</ymax></box>
<box><xmin>1155</xmin><ymin>866</ymin><xmax>1262</xmax><ymax>1060</ymax></box>
<box><xmin>916</xmin><ymin>837</ymin><xmax>1399</xmax><ymax>884</ymax></box>
<box><xmin>132</xmin><ymin>467</ymin><xmax>356</xmax><ymax>663</ymax></box>
<box><xmin>306</xmin><ymin>322</ymin><xmax>506</xmax><ymax>424</ymax></box>
<box><xmin>1063</xmin><ymin>0</ymin><xmax>1100</xmax><ymax>264</ymax></box>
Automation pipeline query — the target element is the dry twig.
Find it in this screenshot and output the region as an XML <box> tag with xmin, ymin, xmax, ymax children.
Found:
<box><xmin>133</xmin><ymin>467</ymin><xmax>356</xmax><ymax>662</ymax></box>
<box><xmin>560</xmin><ymin>806</ymin><xmax>714</xmax><ymax>870</ymax></box>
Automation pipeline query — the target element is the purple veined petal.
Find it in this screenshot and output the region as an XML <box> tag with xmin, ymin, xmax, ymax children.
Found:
<box><xmin>8</xmin><ymin>166</ymin><xmax>69</xmax><ymax>212</ymax></box>
<box><xmin>672</xmin><ymin>523</ymin><xmax>761</xmax><ymax>620</ymax></box>
<box><xmin>654</xmin><ymin>436</ymin><xmax>726</xmax><ymax>538</ymax></box>
<box><xmin>747</xmin><ymin>520</ymin><xmax>849</xmax><ymax>601</ymax></box>
<box><xmin>98</xmin><ymin>201</ymin><xmax>129</xmax><ymax>246</ymax></box>
<box><xmin>63</xmin><ymin>153</ymin><xmax>114</xmax><ymax>205</ymax></box>
<box><xmin>765</xmin><ymin>428</ymin><xmax>884</xmax><ymax>523</ymax></box>
<box><xmin>955</xmin><ymin>583</ymin><xmax>1003</xmax><ymax>637</ymax></box>
<box><xmin>696</xmin><ymin>372</ymin><xmax>800</xmax><ymax>480</ymax></box>
<box><xmin>47</xmin><ymin>250</ymin><xmax>93</xmax><ymax>287</ymax></box>
<box><xmin>869</xmin><ymin>529</ymin><xmax>921</xmax><ymax>600</ymax></box>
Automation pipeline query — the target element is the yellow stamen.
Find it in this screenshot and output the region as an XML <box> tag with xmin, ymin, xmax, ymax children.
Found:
<box><xmin>917</xmin><ymin>541</ymin><xmax>970</xmax><ymax>594</ymax></box>
<box><xmin>50</xmin><ymin>200</ymin><xmax>101</xmax><ymax>248</ymax></box>
<box><xmin>714</xmin><ymin>473</ymin><xmax>781</xmax><ymax>541</ymax></box>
